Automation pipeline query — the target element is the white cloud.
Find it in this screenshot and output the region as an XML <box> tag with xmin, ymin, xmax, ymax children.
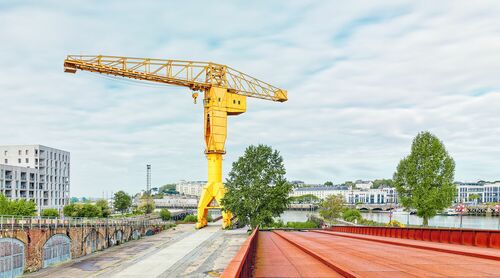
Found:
<box><xmin>1</xmin><ymin>1</ymin><xmax>500</xmax><ymax>196</ymax></box>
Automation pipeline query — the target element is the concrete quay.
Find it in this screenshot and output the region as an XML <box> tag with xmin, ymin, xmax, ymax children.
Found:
<box><xmin>26</xmin><ymin>222</ymin><xmax>248</xmax><ymax>278</ymax></box>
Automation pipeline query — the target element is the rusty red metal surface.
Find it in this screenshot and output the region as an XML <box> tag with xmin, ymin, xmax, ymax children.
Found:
<box><xmin>330</xmin><ymin>226</ymin><xmax>500</xmax><ymax>249</ymax></box>
<box><xmin>252</xmin><ymin>230</ymin><xmax>500</xmax><ymax>277</ymax></box>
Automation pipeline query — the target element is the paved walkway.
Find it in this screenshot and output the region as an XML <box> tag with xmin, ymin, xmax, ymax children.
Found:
<box><xmin>27</xmin><ymin>223</ymin><xmax>248</xmax><ymax>278</ymax></box>
<box><xmin>254</xmin><ymin>231</ymin><xmax>500</xmax><ymax>277</ymax></box>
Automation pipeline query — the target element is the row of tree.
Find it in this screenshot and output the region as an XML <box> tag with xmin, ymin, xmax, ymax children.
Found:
<box><xmin>222</xmin><ymin>131</ymin><xmax>457</xmax><ymax>228</ymax></box>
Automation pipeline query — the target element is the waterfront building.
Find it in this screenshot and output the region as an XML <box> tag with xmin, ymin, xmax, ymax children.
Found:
<box><xmin>175</xmin><ymin>180</ymin><xmax>206</xmax><ymax>197</ymax></box>
<box><xmin>290</xmin><ymin>185</ymin><xmax>397</xmax><ymax>205</ymax></box>
<box><xmin>456</xmin><ymin>181</ymin><xmax>500</xmax><ymax>203</ymax></box>
<box><xmin>0</xmin><ymin>145</ymin><xmax>70</xmax><ymax>212</ymax></box>
<box><xmin>354</xmin><ymin>180</ymin><xmax>373</xmax><ymax>190</ymax></box>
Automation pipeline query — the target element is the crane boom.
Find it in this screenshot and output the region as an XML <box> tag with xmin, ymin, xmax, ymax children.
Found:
<box><xmin>64</xmin><ymin>55</ymin><xmax>287</xmax><ymax>102</ymax></box>
<box><xmin>64</xmin><ymin>54</ymin><xmax>287</xmax><ymax>230</ymax></box>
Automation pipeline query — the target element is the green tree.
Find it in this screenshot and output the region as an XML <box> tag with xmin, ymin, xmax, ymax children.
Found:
<box><xmin>0</xmin><ymin>195</ymin><xmax>36</xmax><ymax>216</ymax></box>
<box><xmin>114</xmin><ymin>191</ymin><xmax>132</xmax><ymax>214</ymax></box>
<box><xmin>393</xmin><ymin>131</ymin><xmax>456</xmax><ymax>226</ymax></box>
<box><xmin>96</xmin><ymin>199</ymin><xmax>111</xmax><ymax>217</ymax></box>
<box><xmin>138</xmin><ymin>195</ymin><xmax>155</xmax><ymax>214</ymax></box>
<box><xmin>221</xmin><ymin>145</ymin><xmax>292</xmax><ymax>229</ymax></box>
<box><xmin>70</xmin><ymin>197</ymin><xmax>79</xmax><ymax>204</ymax></box>
<box><xmin>344</xmin><ymin>181</ymin><xmax>355</xmax><ymax>188</ymax></box>
<box><xmin>319</xmin><ymin>194</ymin><xmax>345</xmax><ymax>224</ymax></box>
<box><xmin>372</xmin><ymin>179</ymin><xmax>393</xmax><ymax>189</ymax></box>
<box><xmin>324</xmin><ymin>181</ymin><xmax>333</xmax><ymax>186</ymax></box>
<box><xmin>63</xmin><ymin>203</ymin><xmax>77</xmax><ymax>217</ymax></box>
<box><xmin>342</xmin><ymin>208</ymin><xmax>362</xmax><ymax>222</ymax></box>
<box><xmin>468</xmin><ymin>193</ymin><xmax>481</xmax><ymax>203</ymax></box>
<box><xmin>41</xmin><ymin>208</ymin><xmax>60</xmax><ymax>217</ymax></box>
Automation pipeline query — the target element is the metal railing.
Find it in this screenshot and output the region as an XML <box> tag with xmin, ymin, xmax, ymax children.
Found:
<box><xmin>0</xmin><ymin>215</ymin><xmax>169</xmax><ymax>230</ymax></box>
<box><xmin>221</xmin><ymin>227</ymin><xmax>259</xmax><ymax>278</ymax></box>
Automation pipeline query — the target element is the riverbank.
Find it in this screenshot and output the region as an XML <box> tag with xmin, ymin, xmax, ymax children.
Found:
<box><xmin>279</xmin><ymin>210</ymin><xmax>500</xmax><ymax>230</ymax></box>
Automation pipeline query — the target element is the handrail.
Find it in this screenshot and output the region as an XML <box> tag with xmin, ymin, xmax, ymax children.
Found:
<box><xmin>0</xmin><ymin>214</ymin><xmax>170</xmax><ymax>230</ymax></box>
<box><xmin>221</xmin><ymin>226</ymin><xmax>259</xmax><ymax>278</ymax></box>
<box><xmin>330</xmin><ymin>225</ymin><xmax>500</xmax><ymax>249</ymax></box>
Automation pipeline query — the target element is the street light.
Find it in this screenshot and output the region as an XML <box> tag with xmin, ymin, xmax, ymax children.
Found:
<box><xmin>456</xmin><ymin>203</ymin><xmax>466</xmax><ymax>228</ymax></box>
<box><xmin>495</xmin><ymin>204</ymin><xmax>500</xmax><ymax>230</ymax></box>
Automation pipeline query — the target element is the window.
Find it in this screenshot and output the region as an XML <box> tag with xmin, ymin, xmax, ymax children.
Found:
<box><xmin>26</xmin><ymin>158</ymin><xmax>29</xmax><ymax>163</ymax></box>
<box><xmin>18</xmin><ymin>150</ymin><xmax>21</xmax><ymax>155</ymax></box>
<box><xmin>25</xmin><ymin>150</ymin><xmax>28</xmax><ymax>155</ymax></box>
<box><xmin>3</xmin><ymin>150</ymin><xmax>7</xmax><ymax>156</ymax></box>
<box><xmin>18</xmin><ymin>158</ymin><xmax>21</xmax><ymax>163</ymax></box>
<box><xmin>4</xmin><ymin>159</ymin><xmax>7</xmax><ymax>164</ymax></box>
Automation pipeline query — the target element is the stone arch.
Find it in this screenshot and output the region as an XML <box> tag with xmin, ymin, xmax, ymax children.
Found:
<box><xmin>0</xmin><ymin>238</ymin><xmax>25</xmax><ymax>277</ymax></box>
<box><xmin>82</xmin><ymin>229</ymin><xmax>105</xmax><ymax>255</ymax></box>
<box><xmin>43</xmin><ymin>234</ymin><xmax>71</xmax><ymax>268</ymax></box>
<box><xmin>131</xmin><ymin>229</ymin><xmax>141</xmax><ymax>240</ymax></box>
<box><xmin>109</xmin><ymin>229</ymin><xmax>124</xmax><ymax>247</ymax></box>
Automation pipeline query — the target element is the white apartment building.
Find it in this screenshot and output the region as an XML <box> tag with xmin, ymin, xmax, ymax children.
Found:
<box><xmin>456</xmin><ymin>181</ymin><xmax>500</xmax><ymax>203</ymax></box>
<box><xmin>0</xmin><ymin>145</ymin><xmax>70</xmax><ymax>212</ymax></box>
<box><xmin>290</xmin><ymin>185</ymin><xmax>397</xmax><ymax>205</ymax></box>
<box><xmin>175</xmin><ymin>180</ymin><xmax>206</xmax><ymax>197</ymax></box>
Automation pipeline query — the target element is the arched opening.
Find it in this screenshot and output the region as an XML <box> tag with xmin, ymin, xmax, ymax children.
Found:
<box><xmin>84</xmin><ymin>229</ymin><xmax>101</xmax><ymax>254</ymax></box>
<box><xmin>0</xmin><ymin>238</ymin><xmax>25</xmax><ymax>277</ymax></box>
<box><xmin>43</xmin><ymin>234</ymin><xmax>71</xmax><ymax>268</ymax></box>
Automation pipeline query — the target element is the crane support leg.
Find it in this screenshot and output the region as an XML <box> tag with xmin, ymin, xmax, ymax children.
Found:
<box><xmin>196</xmin><ymin>153</ymin><xmax>232</xmax><ymax>229</ymax></box>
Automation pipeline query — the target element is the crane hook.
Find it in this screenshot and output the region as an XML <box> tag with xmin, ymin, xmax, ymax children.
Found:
<box><xmin>192</xmin><ymin>92</ymin><xmax>199</xmax><ymax>104</ymax></box>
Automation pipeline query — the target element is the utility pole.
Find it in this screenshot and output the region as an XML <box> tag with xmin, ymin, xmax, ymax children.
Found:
<box><xmin>146</xmin><ymin>164</ymin><xmax>151</xmax><ymax>195</ymax></box>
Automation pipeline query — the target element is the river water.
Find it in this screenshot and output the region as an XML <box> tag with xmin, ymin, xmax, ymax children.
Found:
<box><xmin>279</xmin><ymin>210</ymin><xmax>500</xmax><ymax>230</ymax></box>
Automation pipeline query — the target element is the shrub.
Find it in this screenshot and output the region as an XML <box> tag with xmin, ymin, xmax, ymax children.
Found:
<box><xmin>41</xmin><ymin>208</ymin><xmax>60</xmax><ymax>217</ymax></box>
<box><xmin>342</xmin><ymin>208</ymin><xmax>362</xmax><ymax>222</ymax></box>
<box><xmin>182</xmin><ymin>214</ymin><xmax>197</xmax><ymax>223</ymax></box>
<box><xmin>160</xmin><ymin>209</ymin><xmax>171</xmax><ymax>221</ymax></box>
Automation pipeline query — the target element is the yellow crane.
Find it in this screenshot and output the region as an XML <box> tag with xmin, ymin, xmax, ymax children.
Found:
<box><xmin>64</xmin><ymin>55</ymin><xmax>287</xmax><ymax>228</ymax></box>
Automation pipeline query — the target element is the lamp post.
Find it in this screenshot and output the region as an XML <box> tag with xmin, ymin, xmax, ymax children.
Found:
<box><xmin>456</xmin><ymin>203</ymin><xmax>466</xmax><ymax>228</ymax></box>
<box><xmin>495</xmin><ymin>204</ymin><xmax>500</xmax><ymax>230</ymax></box>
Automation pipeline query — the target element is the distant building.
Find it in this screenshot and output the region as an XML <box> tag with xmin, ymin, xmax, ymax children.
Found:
<box><xmin>456</xmin><ymin>181</ymin><xmax>500</xmax><ymax>203</ymax></box>
<box><xmin>175</xmin><ymin>180</ymin><xmax>206</xmax><ymax>197</ymax></box>
<box><xmin>290</xmin><ymin>185</ymin><xmax>397</xmax><ymax>205</ymax></box>
<box><xmin>0</xmin><ymin>145</ymin><xmax>70</xmax><ymax>212</ymax></box>
<box><xmin>354</xmin><ymin>180</ymin><xmax>373</xmax><ymax>190</ymax></box>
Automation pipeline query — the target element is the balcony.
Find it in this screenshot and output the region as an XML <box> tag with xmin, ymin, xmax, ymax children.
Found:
<box><xmin>5</xmin><ymin>174</ymin><xmax>12</xmax><ymax>180</ymax></box>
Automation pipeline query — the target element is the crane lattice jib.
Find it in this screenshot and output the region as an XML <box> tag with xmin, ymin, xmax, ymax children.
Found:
<box><xmin>64</xmin><ymin>55</ymin><xmax>287</xmax><ymax>102</ymax></box>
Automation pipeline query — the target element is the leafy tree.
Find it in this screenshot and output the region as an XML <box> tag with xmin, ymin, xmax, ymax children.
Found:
<box><xmin>344</xmin><ymin>181</ymin><xmax>355</xmax><ymax>188</ymax></box>
<box><xmin>159</xmin><ymin>184</ymin><xmax>178</xmax><ymax>195</ymax></box>
<box><xmin>0</xmin><ymin>195</ymin><xmax>36</xmax><ymax>216</ymax></box>
<box><xmin>153</xmin><ymin>192</ymin><xmax>164</xmax><ymax>199</ymax></box>
<box><xmin>468</xmin><ymin>193</ymin><xmax>481</xmax><ymax>203</ymax></box>
<box><xmin>70</xmin><ymin>197</ymin><xmax>79</xmax><ymax>204</ymax></box>
<box><xmin>114</xmin><ymin>191</ymin><xmax>132</xmax><ymax>214</ymax></box>
<box><xmin>138</xmin><ymin>195</ymin><xmax>155</xmax><ymax>214</ymax></box>
<box><xmin>342</xmin><ymin>208</ymin><xmax>362</xmax><ymax>222</ymax></box>
<box><xmin>63</xmin><ymin>203</ymin><xmax>77</xmax><ymax>217</ymax></box>
<box><xmin>319</xmin><ymin>194</ymin><xmax>345</xmax><ymax>223</ymax></box>
<box><xmin>221</xmin><ymin>145</ymin><xmax>292</xmax><ymax>229</ymax></box>
<box><xmin>394</xmin><ymin>131</ymin><xmax>456</xmax><ymax>226</ymax></box>
<box><xmin>160</xmin><ymin>209</ymin><xmax>171</xmax><ymax>221</ymax></box>
<box><xmin>372</xmin><ymin>179</ymin><xmax>393</xmax><ymax>189</ymax></box>
<box><xmin>41</xmin><ymin>208</ymin><xmax>60</xmax><ymax>217</ymax></box>
<box><xmin>324</xmin><ymin>181</ymin><xmax>333</xmax><ymax>186</ymax></box>
<box><xmin>96</xmin><ymin>199</ymin><xmax>111</xmax><ymax>217</ymax></box>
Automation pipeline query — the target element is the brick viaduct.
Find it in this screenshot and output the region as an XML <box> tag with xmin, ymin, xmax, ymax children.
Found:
<box><xmin>0</xmin><ymin>217</ymin><xmax>168</xmax><ymax>276</ymax></box>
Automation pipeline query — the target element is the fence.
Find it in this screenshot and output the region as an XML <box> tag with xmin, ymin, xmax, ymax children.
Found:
<box><xmin>0</xmin><ymin>215</ymin><xmax>168</xmax><ymax>230</ymax></box>
<box><xmin>330</xmin><ymin>226</ymin><xmax>500</xmax><ymax>249</ymax></box>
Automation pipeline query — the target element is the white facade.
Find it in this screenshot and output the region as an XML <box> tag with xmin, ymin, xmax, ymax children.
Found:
<box><xmin>355</xmin><ymin>180</ymin><xmax>373</xmax><ymax>190</ymax></box>
<box><xmin>291</xmin><ymin>186</ymin><xmax>397</xmax><ymax>205</ymax></box>
<box><xmin>0</xmin><ymin>145</ymin><xmax>70</xmax><ymax>212</ymax></box>
<box><xmin>456</xmin><ymin>181</ymin><xmax>500</xmax><ymax>203</ymax></box>
<box><xmin>175</xmin><ymin>180</ymin><xmax>206</xmax><ymax>197</ymax></box>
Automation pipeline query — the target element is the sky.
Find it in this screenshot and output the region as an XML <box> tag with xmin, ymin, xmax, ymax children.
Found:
<box><xmin>1</xmin><ymin>1</ymin><xmax>500</xmax><ymax>197</ymax></box>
